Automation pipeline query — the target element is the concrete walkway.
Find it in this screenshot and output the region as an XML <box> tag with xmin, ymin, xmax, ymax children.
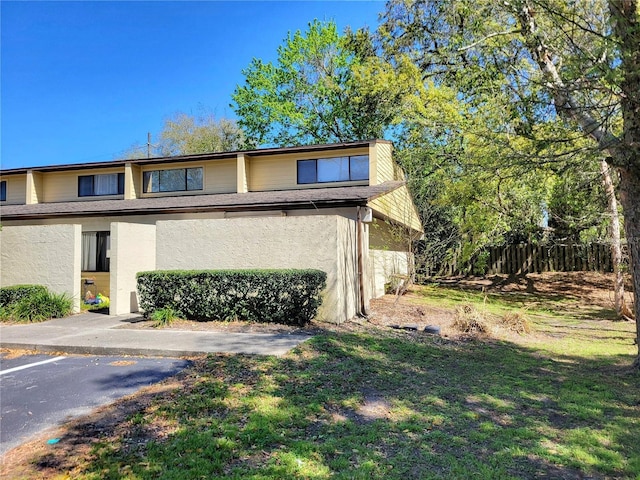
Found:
<box><xmin>0</xmin><ymin>312</ymin><xmax>312</xmax><ymax>357</ymax></box>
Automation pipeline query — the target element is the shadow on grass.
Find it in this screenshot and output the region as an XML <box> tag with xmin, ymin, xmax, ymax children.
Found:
<box><xmin>418</xmin><ymin>280</ymin><xmax>624</xmax><ymax>325</ymax></box>
<box><xmin>15</xmin><ymin>330</ymin><xmax>640</xmax><ymax>480</ymax></box>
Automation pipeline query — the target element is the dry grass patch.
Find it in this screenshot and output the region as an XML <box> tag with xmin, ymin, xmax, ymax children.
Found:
<box><xmin>453</xmin><ymin>304</ymin><xmax>492</xmax><ymax>334</ymax></box>
<box><xmin>500</xmin><ymin>310</ymin><xmax>532</xmax><ymax>334</ymax></box>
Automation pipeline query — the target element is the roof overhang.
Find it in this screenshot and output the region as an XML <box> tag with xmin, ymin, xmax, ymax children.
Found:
<box><xmin>0</xmin><ymin>182</ymin><xmax>404</xmax><ymax>221</ymax></box>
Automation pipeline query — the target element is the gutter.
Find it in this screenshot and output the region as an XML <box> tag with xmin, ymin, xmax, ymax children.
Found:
<box><xmin>0</xmin><ymin>199</ymin><xmax>368</xmax><ymax>221</ymax></box>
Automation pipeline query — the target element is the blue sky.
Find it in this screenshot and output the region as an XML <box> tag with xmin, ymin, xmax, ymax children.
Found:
<box><xmin>1</xmin><ymin>1</ymin><xmax>384</xmax><ymax>170</ymax></box>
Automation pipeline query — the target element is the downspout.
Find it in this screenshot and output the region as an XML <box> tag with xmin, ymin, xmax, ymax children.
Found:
<box><xmin>357</xmin><ymin>206</ymin><xmax>367</xmax><ymax>316</ymax></box>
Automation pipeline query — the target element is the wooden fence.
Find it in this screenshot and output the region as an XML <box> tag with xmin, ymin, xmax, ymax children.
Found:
<box><xmin>484</xmin><ymin>243</ymin><xmax>616</xmax><ymax>275</ymax></box>
<box><xmin>418</xmin><ymin>243</ymin><xmax>621</xmax><ymax>277</ymax></box>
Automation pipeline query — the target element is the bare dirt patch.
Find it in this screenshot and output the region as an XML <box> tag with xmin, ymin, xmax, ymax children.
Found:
<box><xmin>437</xmin><ymin>271</ymin><xmax>634</xmax><ymax>310</ymax></box>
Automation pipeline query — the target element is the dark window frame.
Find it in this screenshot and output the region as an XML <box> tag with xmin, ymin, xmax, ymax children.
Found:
<box><xmin>78</xmin><ymin>173</ymin><xmax>125</xmax><ymax>197</ymax></box>
<box><xmin>142</xmin><ymin>167</ymin><xmax>203</xmax><ymax>193</ymax></box>
<box><xmin>0</xmin><ymin>181</ymin><xmax>6</xmax><ymax>201</ymax></box>
<box><xmin>297</xmin><ymin>155</ymin><xmax>369</xmax><ymax>184</ymax></box>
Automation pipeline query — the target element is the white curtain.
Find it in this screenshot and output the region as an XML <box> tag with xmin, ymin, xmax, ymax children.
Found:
<box><xmin>82</xmin><ymin>233</ymin><xmax>97</xmax><ymax>271</ymax></box>
<box><xmin>94</xmin><ymin>174</ymin><xmax>118</xmax><ymax>195</ymax></box>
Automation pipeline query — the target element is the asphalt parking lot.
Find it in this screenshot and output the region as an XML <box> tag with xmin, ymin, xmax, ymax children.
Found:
<box><xmin>0</xmin><ymin>353</ymin><xmax>190</xmax><ymax>456</ymax></box>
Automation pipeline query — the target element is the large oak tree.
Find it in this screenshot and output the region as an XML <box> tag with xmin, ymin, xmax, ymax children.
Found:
<box><xmin>380</xmin><ymin>0</ymin><xmax>640</xmax><ymax>363</ymax></box>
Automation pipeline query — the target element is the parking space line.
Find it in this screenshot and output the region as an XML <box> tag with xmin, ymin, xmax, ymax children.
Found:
<box><xmin>0</xmin><ymin>356</ymin><xmax>67</xmax><ymax>376</ymax></box>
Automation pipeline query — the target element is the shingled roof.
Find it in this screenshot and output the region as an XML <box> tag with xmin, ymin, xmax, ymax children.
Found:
<box><xmin>0</xmin><ymin>181</ymin><xmax>404</xmax><ymax>220</ymax></box>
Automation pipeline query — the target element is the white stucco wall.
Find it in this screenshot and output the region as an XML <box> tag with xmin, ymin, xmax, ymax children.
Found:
<box><xmin>369</xmin><ymin>250</ymin><xmax>411</xmax><ymax>298</ymax></box>
<box><xmin>110</xmin><ymin>222</ymin><xmax>157</xmax><ymax>315</ymax></box>
<box><xmin>155</xmin><ymin>215</ymin><xmax>358</xmax><ymax>323</ymax></box>
<box><xmin>0</xmin><ymin>224</ymin><xmax>82</xmax><ymax>311</ymax></box>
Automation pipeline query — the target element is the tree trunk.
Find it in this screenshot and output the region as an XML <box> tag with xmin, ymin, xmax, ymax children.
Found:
<box><xmin>618</xmin><ymin>168</ymin><xmax>640</xmax><ymax>366</ymax></box>
<box><xmin>610</xmin><ymin>0</ymin><xmax>640</xmax><ymax>365</ymax></box>
<box><xmin>600</xmin><ymin>160</ymin><xmax>627</xmax><ymax>317</ymax></box>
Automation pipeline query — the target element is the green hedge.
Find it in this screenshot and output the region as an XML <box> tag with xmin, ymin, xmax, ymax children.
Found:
<box><xmin>136</xmin><ymin>269</ymin><xmax>327</xmax><ymax>326</ymax></box>
<box><xmin>0</xmin><ymin>284</ymin><xmax>48</xmax><ymax>307</ymax></box>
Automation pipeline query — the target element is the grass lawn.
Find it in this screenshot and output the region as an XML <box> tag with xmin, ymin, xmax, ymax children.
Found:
<box><xmin>3</xmin><ymin>275</ymin><xmax>639</xmax><ymax>479</ymax></box>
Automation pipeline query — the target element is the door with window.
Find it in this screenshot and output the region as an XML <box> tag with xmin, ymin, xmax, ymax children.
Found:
<box><xmin>81</xmin><ymin>231</ymin><xmax>111</xmax><ymax>303</ymax></box>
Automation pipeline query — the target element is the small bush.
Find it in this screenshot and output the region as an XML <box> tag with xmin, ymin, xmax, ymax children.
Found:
<box><xmin>453</xmin><ymin>304</ymin><xmax>491</xmax><ymax>334</ymax></box>
<box><xmin>500</xmin><ymin>311</ymin><xmax>531</xmax><ymax>334</ymax></box>
<box><xmin>1</xmin><ymin>287</ymin><xmax>73</xmax><ymax>323</ymax></box>
<box><xmin>0</xmin><ymin>284</ymin><xmax>48</xmax><ymax>307</ymax></box>
<box><xmin>137</xmin><ymin>269</ymin><xmax>327</xmax><ymax>326</ymax></box>
<box><xmin>151</xmin><ymin>307</ymin><xmax>179</xmax><ymax>328</ymax></box>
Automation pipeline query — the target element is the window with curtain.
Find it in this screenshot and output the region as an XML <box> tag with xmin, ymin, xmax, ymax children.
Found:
<box><xmin>82</xmin><ymin>232</ymin><xmax>110</xmax><ymax>272</ymax></box>
<box><xmin>78</xmin><ymin>173</ymin><xmax>124</xmax><ymax>197</ymax></box>
<box><xmin>143</xmin><ymin>167</ymin><xmax>203</xmax><ymax>193</ymax></box>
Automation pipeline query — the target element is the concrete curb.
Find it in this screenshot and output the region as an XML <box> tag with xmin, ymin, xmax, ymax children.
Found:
<box><xmin>0</xmin><ymin>313</ymin><xmax>313</xmax><ymax>357</ymax></box>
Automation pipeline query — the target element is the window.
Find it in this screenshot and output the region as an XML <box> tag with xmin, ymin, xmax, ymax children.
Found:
<box><xmin>143</xmin><ymin>167</ymin><xmax>203</xmax><ymax>193</ymax></box>
<box><xmin>82</xmin><ymin>232</ymin><xmax>110</xmax><ymax>272</ymax></box>
<box><xmin>78</xmin><ymin>173</ymin><xmax>124</xmax><ymax>197</ymax></box>
<box><xmin>297</xmin><ymin>155</ymin><xmax>369</xmax><ymax>184</ymax></box>
<box><xmin>0</xmin><ymin>181</ymin><xmax>6</xmax><ymax>201</ymax></box>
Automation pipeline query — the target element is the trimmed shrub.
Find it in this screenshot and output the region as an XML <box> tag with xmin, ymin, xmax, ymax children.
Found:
<box><xmin>137</xmin><ymin>269</ymin><xmax>327</xmax><ymax>326</ymax></box>
<box><xmin>0</xmin><ymin>284</ymin><xmax>48</xmax><ymax>308</ymax></box>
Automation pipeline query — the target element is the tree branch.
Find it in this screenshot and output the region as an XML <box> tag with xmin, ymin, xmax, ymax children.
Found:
<box><xmin>457</xmin><ymin>29</ymin><xmax>522</xmax><ymax>52</ymax></box>
<box><xmin>515</xmin><ymin>2</ymin><xmax>622</xmax><ymax>157</ymax></box>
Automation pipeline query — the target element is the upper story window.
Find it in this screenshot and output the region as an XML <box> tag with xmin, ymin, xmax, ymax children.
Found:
<box><xmin>0</xmin><ymin>181</ymin><xmax>6</xmax><ymax>201</ymax></box>
<box><xmin>297</xmin><ymin>155</ymin><xmax>369</xmax><ymax>184</ymax></box>
<box><xmin>143</xmin><ymin>167</ymin><xmax>203</xmax><ymax>193</ymax></box>
<box><xmin>78</xmin><ymin>173</ymin><xmax>124</xmax><ymax>197</ymax></box>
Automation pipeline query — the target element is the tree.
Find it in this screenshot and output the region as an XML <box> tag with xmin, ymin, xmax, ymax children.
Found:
<box><xmin>118</xmin><ymin>112</ymin><xmax>244</xmax><ymax>159</ymax></box>
<box><xmin>157</xmin><ymin>113</ymin><xmax>244</xmax><ymax>156</ymax></box>
<box><xmin>380</xmin><ymin>0</ymin><xmax>640</xmax><ymax>363</ymax></box>
<box><xmin>231</xmin><ymin>20</ymin><xmax>420</xmax><ymax>147</ymax></box>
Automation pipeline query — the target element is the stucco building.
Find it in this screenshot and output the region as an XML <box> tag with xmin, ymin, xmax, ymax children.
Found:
<box><xmin>0</xmin><ymin>140</ymin><xmax>422</xmax><ymax>323</ymax></box>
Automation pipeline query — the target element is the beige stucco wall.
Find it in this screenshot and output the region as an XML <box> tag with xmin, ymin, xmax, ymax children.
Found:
<box><xmin>335</xmin><ymin>217</ymin><xmax>360</xmax><ymax>320</ymax></box>
<box><xmin>155</xmin><ymin>215</ymin><xmax>359</xmax><ymax>323</ymax></box>
<box><xmin>110</xmin><ymin>222</ymin><xmax>156</xmax><ymax>315</ymax></box>
<box><xmin>0</xmin><ymin>224</ymin><xmax>82</xmax><ymax>311</ymax></box>
<box><xmin>369</xmin><ymin>219</ymin><xmax>413</xmax><ymax>298</ymax></box>
<box><xmin>369</xmin><ymin>250</ymin><xmax>410</xmax><ymax>298</ymax></box>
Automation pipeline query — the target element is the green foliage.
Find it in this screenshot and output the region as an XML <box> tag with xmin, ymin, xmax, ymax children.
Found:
<box><xmin>2</xmin><ymin>288</ymin><xmax>73</xmax><ymax>323</ymax></box>
<box><xmin>136</xmin><ymin>269</ymin><xmax>327</xmax><ymax>326</ymax></box>
<box><xmin>151</xmin><ymin>306</ymin><xmax>179</xmax><ymax>328</ymax></box>
<box><xmin>232</xmin><ymin>20</ymin><xmax>420</xmax><ymax>147</ymax></box>
<box><xmin>118</xmin><ymin>110</ymin><xmax>244</xmax><ymax>159</ymax></box>
<box><xmin>376</xmin><ymin>1</ymin><xmax>623</xmax><ymax>268</ymax></box>
<box><xmin>547</xmin><ymin>165</ymin><xmax>609</xmax><ymax>243</ymax></box>
<box><xmin>157</xmin><ymin>112</ymin><xmax>245</xmax><ymax>157</ymax></box>
<box><xmin>0</xmin><ymin>284</ymin><xmax>48</xmax><ymax>308</ymax></box>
